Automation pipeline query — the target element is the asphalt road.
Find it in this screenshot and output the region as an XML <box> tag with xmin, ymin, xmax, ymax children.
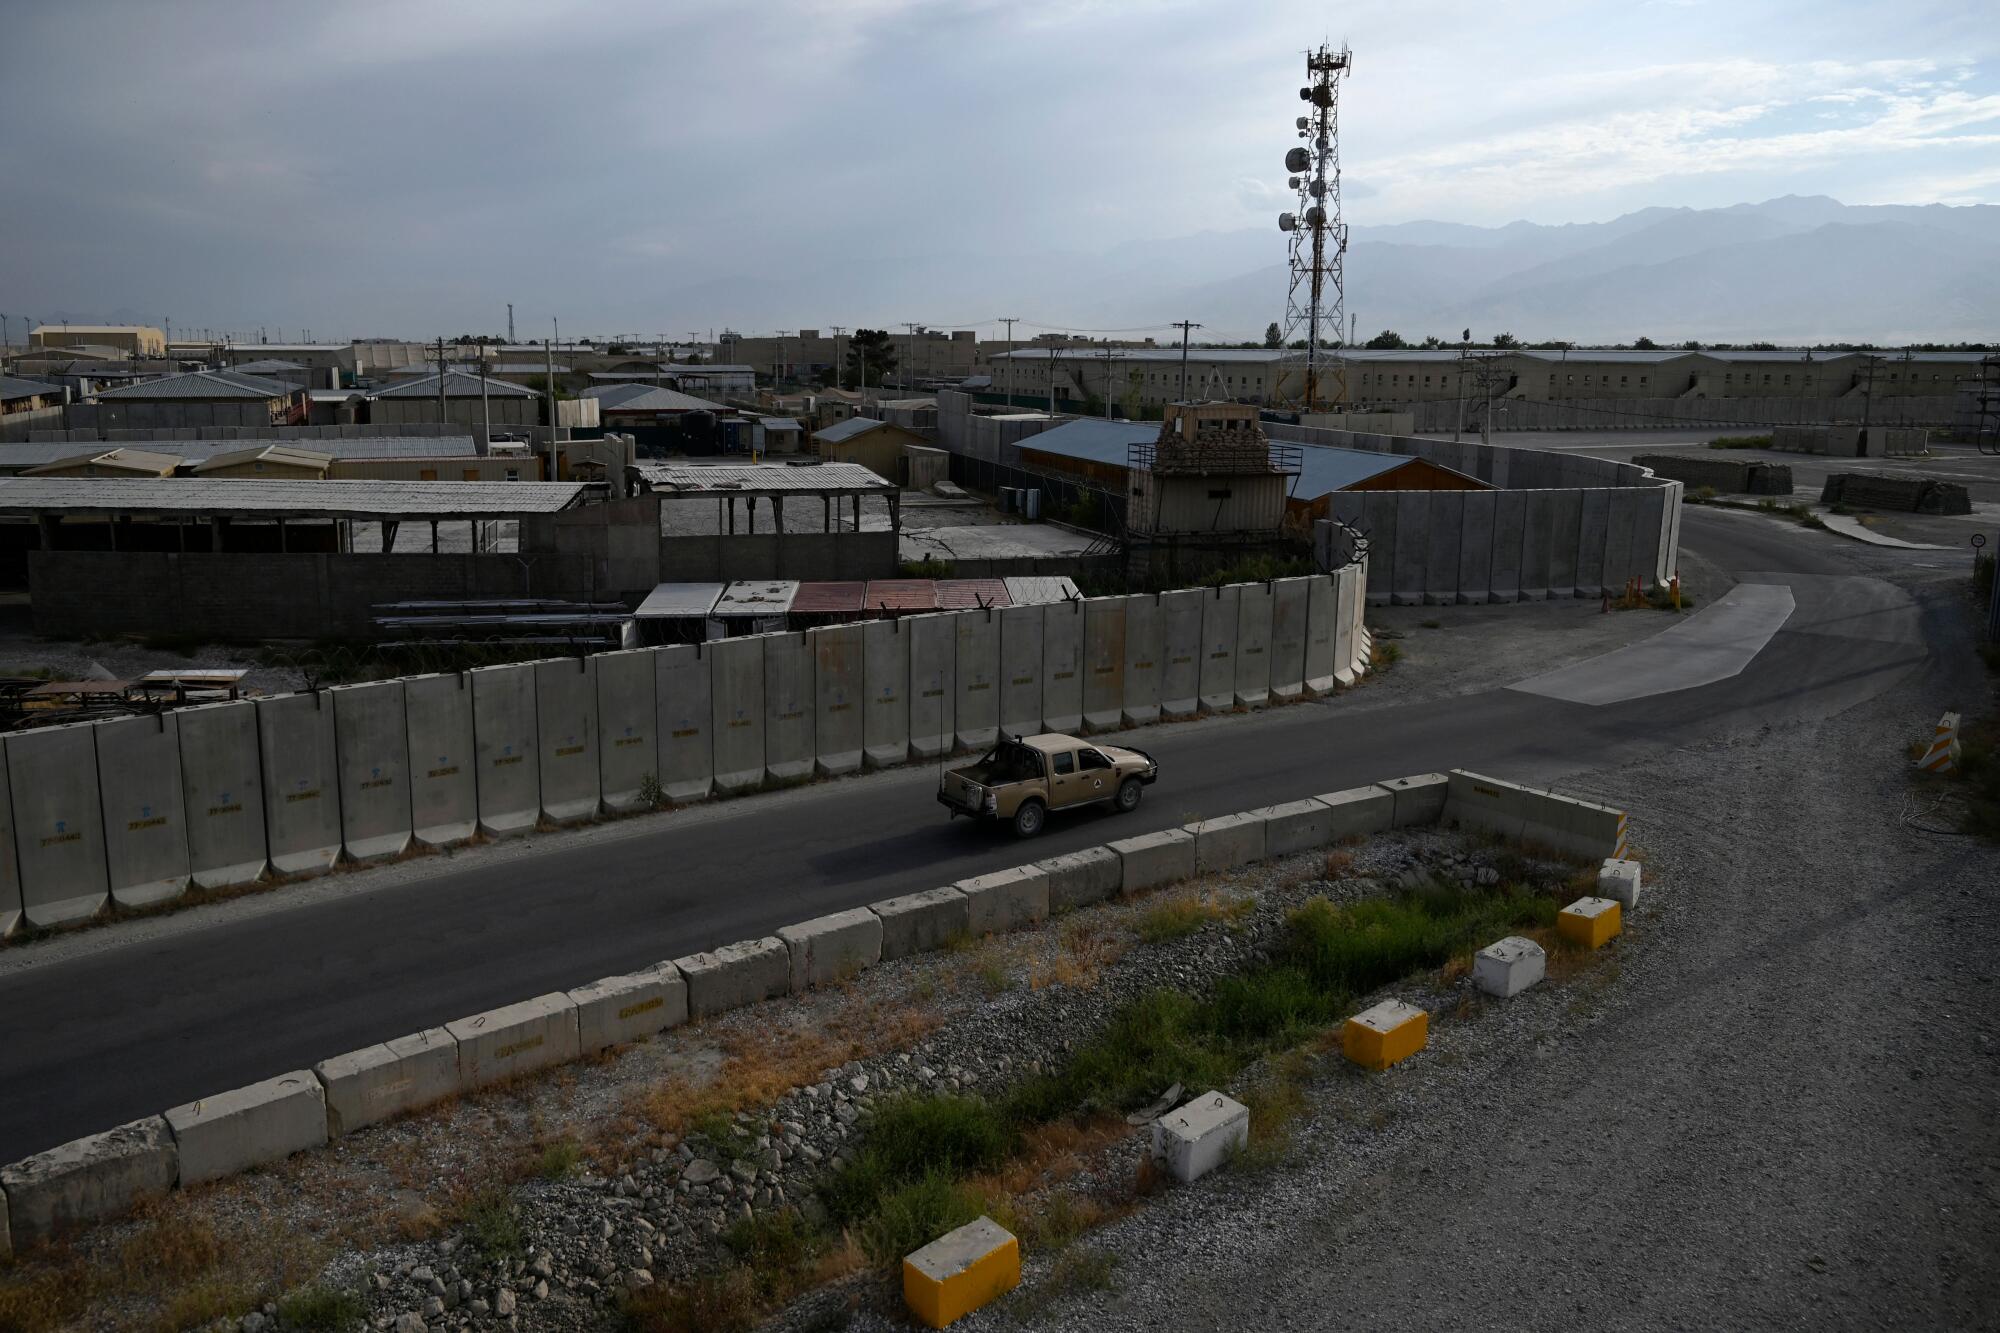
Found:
<box><xmin>0</xmin><ymin>510</ymin><xmax>1931</xmax><ymax>1162</ymax></box>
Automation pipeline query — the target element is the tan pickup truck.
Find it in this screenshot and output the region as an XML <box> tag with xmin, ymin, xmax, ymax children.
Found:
<box><xmin>937</xmin><ymin>732</ymin><xmax>1159</xmax><ymax>837</ymax></box>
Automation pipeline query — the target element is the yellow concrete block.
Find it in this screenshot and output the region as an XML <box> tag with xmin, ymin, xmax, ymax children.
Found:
<box><xmin>1342</xmin><ymin>998</ymin><xmax>1428</xmax><ymax>1071</ymax></box>
<box><xmin>903</xmin><ymin>1215</ymin><xmax>1020</xmax><ymax>1328</ymax></box>
<box><xmin>1558</xmin><ymin>895</ymin><xmax>1622</xmax><ymax>949</ymax></box>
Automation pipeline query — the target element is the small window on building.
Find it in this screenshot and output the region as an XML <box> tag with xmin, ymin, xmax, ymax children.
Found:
<box><xmin>505</xmin><ymin>468</ymin><xmax>520</xmax><ymax>481</ymax></box>
<box><xmin>420</xmin><ymin>469</ymin><xmax>438</xmax><ymax>481</ymax></box>
<box><xmin>1620</xmin><ymin>376</ymin><xmax>1627</xmax><ymax>386</ymax></box>
<box><xmin>1762</xmin><ymin>375</ymin><xmax>1771</xmax><ymax>385</ymax></box>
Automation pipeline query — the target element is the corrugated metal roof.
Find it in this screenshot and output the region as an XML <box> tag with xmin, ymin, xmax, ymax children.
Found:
<box><xmin>634</xmin><ymin>582</ymin><xmax>725</xmax><ymax>619</ymax></box>
<box><xmin>368</xmin><ymin>370</ymin><xmax>539</xmax><ymax>399</ymax></box>
<box><xmin>1002</xmin><ymin>576</ymin><xmax>1081</xmax><ymax>606</ymax></box>
<box><xmin>713</xmin><ymin>580</ymin><xmax>799</xmax><ymax>616</ymax></box>
<box><xmin>23</xmin><ymin>448</ymin><xmax>184</xmax><ymax>476</ymax></box>
<box><xmin>591</xmin><ymin>385</ymin><xmax>727</xmax><ymax>413</ymax></box>
<box><xmin>790</xmin><ymin>581</ymin><xmax>866</xmax><ymax>613</ymax></box>
<box><xmin>0</xmin><ymin>477</ymin><xmax>586</xmax><ymax>517</ymax></box>
<box><xmin>1016</xmin><ymin>421</ymin><xmax>1437</xmax><ymax>501</ymax></box>
<box><xmin>935</xmin><ymin>579</ymin><xmax>1011</xmax><ymax>610</ymax></box>
<box><xmin>1014</xmin><ymin>418</ymin><xmax>1157</xmax><ymax>467</ymax></box>
<box><xmin>232</xmin><ymin>358</ymin><xmax>307</xmax><ymax>373</ymax></box>
<box><xmin>0</xmin><ymin>435</ymin><xmax>478</xmax><ymax>463</ymax></box>
<box><xmin>813</xmin><ymin>416</ymin><xmax>890</xmax><ymax>444</ymax></box>
<box><xmin>863</xmin><ymin>580</ymin><xmax>937</xmax><ymax>612</ymax></box>
<box><xmin>93</xmin><ymin>369</ymin><xmax>294</xmax><ymax>400</ymax></box>
<box><xmin>1289</xmin><ymin>449</ymin><xmax>1424</xmax><ymax>499</ymax></box>
<box><xmin>190</xmin><ymin>445</ymin><xmax>335</xmax><ymax>473</ymax></box>
<box><xmin>636</xmin><ymin>462</ymin><xmax>894</xmax><ymax>494</ymax></box>
<box><xmin>0</xmin><ymin>375</ymin><xmax>59</xmax><ymax>402</ymax></box>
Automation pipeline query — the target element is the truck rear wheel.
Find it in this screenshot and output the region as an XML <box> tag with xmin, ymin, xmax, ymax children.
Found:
<box><xmin>1115</xmin><ymin>777</ymin><xmax>1143</xmax><ymax>813</ymax></box>
<box><xmin>1011</xmin><ymin>799</ymin><xmax>1046</xmax><ymax>838</ymax></box>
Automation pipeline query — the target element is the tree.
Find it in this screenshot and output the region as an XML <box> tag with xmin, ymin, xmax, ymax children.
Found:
<box><xmin>1264</xmin><ymin>322</ymin><xmax>1283</xmax><ymax>349</ymax></box>
<box><xmin>1365</xmin><ymin>329</ymin><xmax>1407</xmax><ymax>350</ymax></box>
<box><xmin>1491</xmin><ymin>331</ymin><xmax>1519</xmax><ymax>349</ymax></box>
<box><xmin>845</xmin><ymin>329</ymin><xmax>898</xmax><ymax>388</ymax></box>
<box><xmin>1632</xmin><ymin>336</ymin><xmax>1658</xmax><ymax>350</ymax></box>
<box><xmin>1680</xmin><ymin>339</ymin><xmax>1702</xmax><ymax>351</ymax></box>
<box><xmin>1420</xmin><ymin>334</ymin><xmax>1443</xmax><ymax>348</ymax></box>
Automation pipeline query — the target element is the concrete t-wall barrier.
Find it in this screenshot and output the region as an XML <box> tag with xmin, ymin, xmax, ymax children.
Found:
<box><xmin>535</xmin><ymin>658</ymin><xmax>600</xmax><ymax>823</ymax></box>
<box><xmin>595</xmin><ymin>649</ymin><xmax>659</xmax><ymax>813</ymax></box>
<box><xmin>1158</xmin><ymin>589</ymin><xmax>1202</xmax><ymax>718</ymax></box>
<box><xmin>402</xmin><ymin>673</ymin><xmax>478</xmax><ymax>846</ymax></box>
<box><xmin>1081</xmin><ymin>596</ymin><xmax>1127</xmax><ymax>732</ymax></box>
<box><xmin>656</xmin><ymin>643</ymin><xmax>716</xmax><ymax>802</ymax></box>
<box><xmin>256</xmin><ymin>693</ymin><xmax>342</xmax><ymax>875</ymax></box>
<box><xmin>469</xmin><ymin>664</ymin><xmax>540</xmax><ymax>836</ymax></box>
<box><xmin>1232</xmin><ymin>582</ymin><xmax>1273</xmax><ymax>707</ymax></box>
<box><xmin>0</xmin><ymin>755</ymin><xmax>20</xmax><ymax>938</ymax></box>
<box><xmin>330</xmin><ymin>681</ymin><xmax>413</xmax><ymax>862</ymax></box>
<box><xmin>954</xmin><ymin>610</ymin><xmax>1000</xmax><ymax>752</ymax></box>
<box><xmin>94</xmin><ymin>713</ymin><xmax>191</xmax><ymax>908</ymax></box>
<box><xmin>1333</xmin><ymin>563</ymin><xmax>1362</xmax><ymax>684</ymax></box>
<box><xmin>1197</xmin><ymin>584</ymin><xmax>1239</xmax><ymax>711</ymax></box>
<box><xmin>906</xmin><ymin>613</ymin><xmax>956</xmax><ymax>760</ymax></box>
<box><xmin>9</xmin><ymin>724</ymin><xmax>112</xmax><ymax>927</ymax></box>
<box><xmin>1121</xmin><ymin>593</ymin><xmax>1165</xmax><ymax>727</ymax></box>
<box><xmin>762</xmin><ymin>632</ymin><xmax>816</xmax><ymax>784</ymax></box>
<box><xmin>998</xmin><ymin>605</ymin><xmax>1045</xmax><ymax>738</ymax></box>
<box><xmin>175</xmin><ymin>701</ymin><xmax>269</xmax><ymax>888</ymax></box>
<box><xmin>1041</xmin><ymin>599</ymin><xmax>1084</xmax><ymax>734</ymax></box>
<box><xmin>709</xmin><ymin>637</ymin><xmax>765</xmax><ymax>793</ymax></box>
<box><xmin>863</xmin><ymin>619</ymin><xmax>912</xmax><ymax>768</ymax></box>
<box><xmin>1304</xmin><ymin>573</ymin><xmax>1338</xmax><ymax>692</ymax></box>
<box><xmin>1268</xmin><ymin>577</ymin><xmax>1309</xmax><ymax>701</ymax></box>
<box><xmin>811</xmin><ymin>624</ymin><xmax>865</xmax><ymax>777</ymax></box>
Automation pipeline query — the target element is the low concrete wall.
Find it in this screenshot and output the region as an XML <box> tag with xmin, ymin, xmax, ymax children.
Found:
<box><xmin>872</xmin><ymin>887</ymin><xmax>971</xmax><ymax>960</ymax></box>
<box><xmin>315</xmin><ymin>1029</ymin><xmax>462</xmax><ymax>1138</ymax></box>
<box><xmin>675</xmin><ymin>938</ymin><xmax>791</xmax><ymax>1018</ymax></box>
<box><xmin>0</xmin><ymin>1118</ymin><xmax>177</xmax><ymax>1243</ymax></box>
<box><xmin>1632</xmin><ymin>454</ymin><xmax>1792</xmax><ymax>495</ymax></box>
<box><xmin>165</xmin><ymin>1072</ymin><xmax>327</xmax><ymax>1186</ymax></box>
<box><xmin>447</xmin><ymin>995</ymin><xmax>582</xmax><ymax>1088</ymax></box>
<box><xmin>1820</xmin><ymin>472</ymin><xmax>1972</xmax><ymax>515</ymax></box>
<box><xmin>777</xmin><ymin>908</ymin><xmax>884</xmax><ymax>990</ymax></box>
<box><xmin>569</xmin><ymin>966</ymin><xmax>689</xmax><ymax>1054</ymax></box>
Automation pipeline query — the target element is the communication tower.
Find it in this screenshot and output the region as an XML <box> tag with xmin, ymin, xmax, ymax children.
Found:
<box><xmin>1276</xmin><ymin>42</ymin><xmax>1352</xmax><ymax>413</ymax></box>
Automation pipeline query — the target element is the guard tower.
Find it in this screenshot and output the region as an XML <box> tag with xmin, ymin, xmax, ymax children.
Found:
<box><xmin>1126</xmin><ymin>402</ymin><xmax>1300</xmax><ymax>537</ymax></box>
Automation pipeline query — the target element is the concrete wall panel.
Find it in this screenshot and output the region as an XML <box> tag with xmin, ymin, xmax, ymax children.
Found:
<box><xmin>1360</xmin><ymin>491</ymin><xmax>1397</xmax><ymax>605</ymax></box>
<box><xmin>1197</xmin><ymin>584</ymin><xmax>1239</xmax><ymax>711</ymax></box>
<box><xmin>1081</xmin><ymin>596</ymin><xmax>1126</xmax><ymax>731</ymax></box>
<box><xmin>762</xmin><ymin>631</ymin><xmax>815</xmax><ymax>783</ymax></box>
<box><xmin>94</xmin><ymin>714</ymin><xmax>189</xmax><ymax>908</ymax></box>
<box><xmin>9</xmin><ymin>725</ymin><xmax>110</xmax><ymax>925</ymax></box>
<box><xmin>1575</xmin><ymin>489</ymin><xmax>1611</xmax><ymax>597</ymax></box>
<box><xmin>402</xmin><ymin>673</ymin><xmax>477</xmax><ymax>845</ymax></box>
<box><xmin>594</xmin><ymin>649</ymin><xmax>658</xmax><ymax>812</ymax></box>
<box><xmin>1455</xmin><ymin>491</ymin><xmax>1497</xmax><ymax>606</ymax></box>
<box><xmin>1425</xmin><ymin>491</ymin><xmax>1465</xmax><ymax>606</ymax></box>
<box><xmin>1122</xmin><ymin>594</ymin><xmax>1165</xmax><ymax>726</ymax></box>
<box><xmin>1269</xmin><ymin>576</ymin><xmax>1310</xmax><ymax>701</ymax></box>
<box><xmin>1489</xmin><ymin>491</ymin><xmax>1526</xmax><ymax>602</ymax></box>
<box><xmin>1548</xmin><ymin>489</ymin><xmax>1582</xmax><ymax>596</ymax></box>
<box><xmin>862</xmin><ymin>619</ymin><xmax>912</xmax><ymax>767</ymax></box>
<box><xmin>954</xmin><ymin>609</ymin><xmax>1000</xmax><ymax>751</ymax></box>
<box><xmin>0</xmin><ymin>752</ymin><xmax>18</xmax><ymax>935</ymax></box>
<box><xmin>657</xmin><ymin>643</ymin><xmax>716</xmax><ymax>800</ymax></box>
<box><xmin>256</xmin><ymin>693</ymin><xmax>341</xmax><ymax>874</ymax></box>
<box><xmin>470</xmin><ymin>664</ymin><xmax>540</xmax><ymax>835</ymax></box>
<box><xmin>330</xmin><ymin>681</ymin><xmax>411</xmax><ymax>861</ymax></box>
<box><xmin>1158</xmin><ymin>589</ymin><xmax>1202</xmax><ymax>717</ymax></box>
<box><xmin>1041</xmin><ymin>599</ymin><xmax>1084</xmax><ymax>733</ymax></box>
<box><xmin>175</xmin><ymin>701</ymin><xmax>268</xmax><ymax>887</ymax></box>
<box><xmin>1603</xmin><ymin>488</ymin><xmax>1641</xmax><ymax>591</ymax></box>
<box><xmin>906</xmin><ymin>613</ymin><xmax>956</xmax><ymax>759</ymax></box>
<box><xmin>1392</xmin><ymin>491</ymin><xmax>1428</xmax><ymax>605</ymax></box>
<box><xmin>811</xmin><ymin>624</ymin><xmax>865</xmax><ymax>776</ymax></box>
<box><xmin>709</xmin><ymin>637</ymin><xmax>766</xmax><ymax>792</ymax></box>
<box><xmin>998</xmin><ymin>605</ymin><xmax>1044</xmax><ymax>738</ymax></box>
<box><xmin>535</xmin><ymin>658</ymin><xmax>600</xmax><ymax>822</ymax></box>
<box><xmin>1333</xmin><ymin>565</ymin><xmax>1361</xmax><ymax>684</ymax></box>
<box><xmin>1519</xmin><ymin>491</ymin><xmax>1556</xmax><ymax>600</ymax></box>
<box><xmin>1232</xmin><ymin>582</ymin><xmax>1274</xmax><ymax>707</ymax></box>
<box><xmin>1304</xmin><ymin>573</ymin><xmax>1337</xmax><ymax>693</ymax></box>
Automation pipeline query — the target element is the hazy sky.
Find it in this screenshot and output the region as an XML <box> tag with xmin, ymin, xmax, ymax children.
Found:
<box><xmin>3</xmin><ymin>0</ymin><xmax>1995</xmax><ymax>341</ymax></box>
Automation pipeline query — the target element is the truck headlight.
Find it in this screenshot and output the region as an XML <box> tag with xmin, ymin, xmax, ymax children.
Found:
<box><xmin>983</xmin><ymin>793</ymin><xmax>997</xmax><ymax>813</ymax></box>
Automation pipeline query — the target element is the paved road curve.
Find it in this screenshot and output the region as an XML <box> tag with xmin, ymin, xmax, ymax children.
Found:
<box><xmin>0</xmin><ymin>511</ymin><xmax>1929</xmax><ymax>1161</ymax></box>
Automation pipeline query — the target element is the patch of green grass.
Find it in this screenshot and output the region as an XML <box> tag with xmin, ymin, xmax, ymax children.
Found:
<box><xmin>1707</xmin><ymin>434</ymin><xmax>1771</xmax><ymax>449</ymax></box>
<box><xmin>1755</xmin><ymin>498</ymin><xmax>1825</xmax><ymax>529</ymax></box>
<box><xmin>1135</xmin><ymin>897</ymin><xmax>1220</xmax><ymax>943</ymax></box>
<box><xmin>821</xmin><ymin>1095</ymin><xmax>1014</xmax><ymax>1248</ymax></box>
<box><xmin>976</xmin><ymin>956</ymin><xmax>1014</xmax><ymax>995</ymax></box>
<box><xmin>689</xmin><ymin>1109</ymin><xmax>743</xmax><ymax>1148</ymax></box>
<box><xmin>1371</xmin><ymin>640</ymin><xmax>1402</xmax><ymax>669</ymax></box>
<box><xmin>460</xmin><ymin>1187</ymin><xmax>522</xmax><ymax>1257</ymax></box>
<box><xmin>854</xmin><ymin>1170</ymin><xmax>989</xmax><ymax>1265</ymax></box>
<box><xmin>1008</xmin><ymin>1249</ymin><xmax>1119</xmax><ymax>1322</ymax></box>
<box><xmin>276</xmin><ymin>1285</ymin><xmax>366</xmax><ymax>1331</ymax></box>
<box><xmin>535</xmin><ymin>1139</ymin><xmax>582</xmax><ymax>1180</ymax></box>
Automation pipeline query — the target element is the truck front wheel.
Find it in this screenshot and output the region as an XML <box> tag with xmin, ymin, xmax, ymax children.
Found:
<box><xmin>1115</xmin><ymin>778</ymin><xmax>1143</xmax><ymax>813</ymax></box>
<box><xmin>1011</xmin><ymin>799</ymin><xmax>1046</xmax><ymax>838</ymax></box>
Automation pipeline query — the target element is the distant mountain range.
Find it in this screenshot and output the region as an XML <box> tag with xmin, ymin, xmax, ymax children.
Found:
<box><xmin>27</xmin><ymin>197</ymin><xmax>1999</xmax><ymax>347</ymax></box>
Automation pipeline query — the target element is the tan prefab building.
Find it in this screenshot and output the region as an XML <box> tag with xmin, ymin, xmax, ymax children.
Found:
<box><xmin>328</xmin><ymin>456</ymin><xmax>531</xmax><ymax>482</ymax></box>
<box><xmin>31</xmin><ymin>325</ymin><xmax>167</xmax><ymax>357</ymax></box>
<box><xmin>811</xmin><ymin>417</ymin><xmax>930</xmax><ymax>483</ymax></box>
<box><xmin>22</xmin><ymin>448</ymin><xmax>185</xmax><ymax>478</ymax></box>
<box><xmin>190</xmin><ymin>445</ymin><xmax>336</xmax><ymax>480</ymax></box>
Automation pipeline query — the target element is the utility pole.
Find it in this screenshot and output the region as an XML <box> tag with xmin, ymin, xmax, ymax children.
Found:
<box><xmin>1100</xmin><ymin>341</ymin><xmax>1115</xmax><ymax>418</ymax></box>
<box><xmin>999</xmin><ymin>317</ymin><xmax>1019</xmax><ymax>407</ymax></box>
<box><xmin>479</xmin><ymin>346</ymin><xmax>491</xmax><ymax>447</ymax></box>
<box><xmin>435</xmin><ymin>336</ymin><xmax>449</xmax><ymax>428</ymax></box>
<box><xmin>830</xmin><ymin>326</ymin><xmax>846</xmax><ymax>391</ymax></box>
<box><xmin>507</xmin><ymin>304</ymin><xmax>515</xmax><ymax>344</ymax></box>
<box><xmin>1047</xmin><ymin>344</ymin><xmax>1057</xmax><ymax>418</ymax></box>
<box><xmin>1172</xmin><ymin>320</ymin><xmax>1202</xmax><ymax>401</ymax></box>
<box><xmin>902</xmin><ymin>323</ymin><xmax>919</xmax><ymax>393</ymax></box>
<box><xmin>1860</xmin><ymin>351</ymin><xmax>1879</xmax><ymax>446</ymax></box>
<box><xmin>545</xmin><ymin>330</ymin><xmax>558</xmax><ymax>481</ymax></box>
<box><xmin>1454</xmin><ymin>328</ymin><xmax>1470</xmax><ymax>442</ymax></box>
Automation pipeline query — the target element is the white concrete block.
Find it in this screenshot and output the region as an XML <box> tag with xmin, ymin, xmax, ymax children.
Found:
<box><xmin>1189</xmin><ymin>812</ymin><xmax>1266</xmax><ymax>873</ymax></box>
<box><xmin>1378</xmin><ymin>773</ymin><xmax>1449</xmax><ymax>827</ymax></box>
<box><xmin>446</xmin><ymin>993</ymin><xmax>581</xmax><ymax>1088</ymax></box>
<box><xmin>871</xmin><ymin>887</ymin><xmax>970</xmax><ymax>960</ymax></box>
<box><xmin>315</xmin><ymin>1028</ymin><xmax>462</xmax><ymax>1137</ymax></box>
<box><xmin>1598</xmin><ymin>858</ymin><xmax>1642</xmax><ymax>909</ymax></box>
<box><xmin>956</xmin><ymin>864</ymin><xmax>1050</xmax><ymax>936</ymax></box>
<box><xmin>1473</xmin><ymin>936</ymin><xmax>1546</xmax><ymax>999</ymax></box>
<box><xmin>674</xmin><ymin>937</ymin><xmax>790</xmax><ymax>1017</ymax></box>
<box><xmin>1316</xmin><ymin>785</ymin><xmax>1395</xmax><ymax>842</ymax></box>
<box><xmin>165</xmin><ymin>1071</ymin><xmax>327</xmax><ymax>1186</ymax></box>
<box><xmin>0</xmin><ymin>1116</ymin><xmax>178</xmax><ymax>1241</ymax></box>
<box><xmin>1255</xmin><ymin>798</ymin><xmax>1335</xmax><ymax>858</ymax></box>
<box><xmin>1150</xmin><ymin>1089</ymin><xmax>1250</xmax><ymax>1184</ymax></box>
<box><xmin>778</xmin><ymin>908</ymin><xmax>884</xmax><ymax>991</ymax></box>
<box><xmin>1108</xmin><ymin>828</ymin><xmax>1195</xmax><ymax>894</ymax></box>
<box><xmin>569</xmin><ymin>966</ymin><xmax>688</xmax><ymax>1054</ymax></box>
<box><xmin>1036</xmin><ymin>846</ymin><xmax>1122</xmax><ymax>912</ymax></box>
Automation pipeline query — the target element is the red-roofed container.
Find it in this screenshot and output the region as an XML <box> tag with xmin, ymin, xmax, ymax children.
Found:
<box><xmin>936</xmin><ymin>579</ymin><xmax>1012</xmax><ymax>610</ymax></box>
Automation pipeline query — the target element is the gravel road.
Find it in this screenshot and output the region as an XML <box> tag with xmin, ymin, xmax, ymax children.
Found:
<box><xmin>988</xmin><ymin>551</ymin><xmax>1999</xmax><ymax>1330</ymax></box>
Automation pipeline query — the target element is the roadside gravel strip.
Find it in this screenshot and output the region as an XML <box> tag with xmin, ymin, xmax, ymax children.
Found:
<box><xmin>960</xmin><ymin>566</ymin><xmax>1999</xmax><ymax>1329</ymax></box>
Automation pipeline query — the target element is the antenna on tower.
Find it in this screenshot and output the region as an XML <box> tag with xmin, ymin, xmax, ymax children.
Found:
<box><xmin>1275</xmin><ymin>41</ymin><xmax>1352</xmax><ymax>414</ymax></box>
<box><xmin>507</xmin><ymin>303</ymin><xmax>515</xmax><ymax>344</ymax></box>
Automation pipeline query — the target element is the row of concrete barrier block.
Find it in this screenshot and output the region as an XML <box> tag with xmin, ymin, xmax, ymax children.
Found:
<box><xmin>0</xmin><ymin>768</ymin><xmax>1629</xmax><ymax>1255</ymax></box>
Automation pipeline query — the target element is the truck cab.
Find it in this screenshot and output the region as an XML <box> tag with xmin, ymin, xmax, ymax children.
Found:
<box><xmin>937</xmin><ymin>733</ymin><xmax>1159</xmax><ymax>837</ymax></box>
